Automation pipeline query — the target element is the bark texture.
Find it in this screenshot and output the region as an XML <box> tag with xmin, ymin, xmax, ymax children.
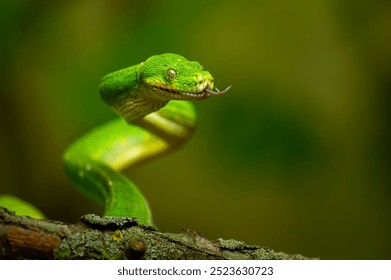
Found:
<box><xmin>0</xmin><ymin>207</ymin><xmax>308</xmax><ymax>260</ymax></box>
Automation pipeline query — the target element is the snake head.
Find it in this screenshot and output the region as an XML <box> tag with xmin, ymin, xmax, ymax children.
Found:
<box><xmin>140</xmin><ymin>53</ymin><xmax>228</xmax><ymax>101</ymax></box>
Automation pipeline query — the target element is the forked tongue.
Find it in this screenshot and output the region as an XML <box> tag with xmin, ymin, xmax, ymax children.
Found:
<box><xmin>205</xmin><ymin>85</ymin><xmax>232</xmax><ymax>96</ymax></box>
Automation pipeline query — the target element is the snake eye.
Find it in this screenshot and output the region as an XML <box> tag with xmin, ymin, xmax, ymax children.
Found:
<box><xmin>165</xmin><ymin>68</ymin><xmax>176</xmax><ymax>80</ymax></box>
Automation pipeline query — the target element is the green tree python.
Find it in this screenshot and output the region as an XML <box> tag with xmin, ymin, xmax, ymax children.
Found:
<box><xmin>0</xmin><ymin>53</ymin><xmax>230</xmax><ymax>225</ymax></box>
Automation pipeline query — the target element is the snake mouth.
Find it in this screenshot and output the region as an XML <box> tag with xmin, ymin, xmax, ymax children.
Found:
<box><xmin>152</xmin><ymin>85</ymin><xmax>209</xmax><ymax>100</ymax></box>
<box><xmin>151</xmin><ymin>83</ymin><xmax>231</xmax><ymax>101</ymax></box>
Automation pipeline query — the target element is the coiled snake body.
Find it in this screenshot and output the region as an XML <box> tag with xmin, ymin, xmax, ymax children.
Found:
<box><xmin>64</xmin><ymin>53</ymin><xmax>229</xmax><ymax>224</ymax></box>
<box><xmin>0</xmin><ymin>53</ymin><xmax>229</xmax><ymax>225</ymax></box>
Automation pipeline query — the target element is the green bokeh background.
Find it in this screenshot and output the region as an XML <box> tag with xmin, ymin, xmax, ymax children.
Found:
<box><xmin>1</xmin><ymin>0</ymin><xmax>390</xmax><ymax>259</ymax></box>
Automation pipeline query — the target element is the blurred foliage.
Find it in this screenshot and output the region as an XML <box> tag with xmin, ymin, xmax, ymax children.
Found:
<box><xmin>0</xmin><ymin>0</ymin><xmax>390</xmax><ymax>259</ymax></box>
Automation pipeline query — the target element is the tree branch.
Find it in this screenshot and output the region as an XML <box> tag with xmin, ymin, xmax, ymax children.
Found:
<box><xmin>0</xmin><ymin>207</ymin><xmax>308</xmax><ymax>260</ymax></box>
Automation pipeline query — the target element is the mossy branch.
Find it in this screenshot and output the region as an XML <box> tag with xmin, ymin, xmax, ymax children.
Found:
<box><xmin>0</xmin><ymin>207</ymin><xmax>308</xmax><ymax>260</ymax></box>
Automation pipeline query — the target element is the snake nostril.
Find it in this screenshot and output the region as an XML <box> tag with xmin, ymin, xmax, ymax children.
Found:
<box><xmin>196</xmin><ymin>74</ymin><xmax>203</xmax><ymax>82</ymax></box>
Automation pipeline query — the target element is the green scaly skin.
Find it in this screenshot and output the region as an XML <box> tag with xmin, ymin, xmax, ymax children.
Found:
<box><xmin>0</xmin><ymin>53</ymin><xmax>228</xmax><ymax>225</ymax></box>
<box><xmin>64</xmin><ymin>53</ymin><xmax>229</xmax><ymax>225</ymax></box>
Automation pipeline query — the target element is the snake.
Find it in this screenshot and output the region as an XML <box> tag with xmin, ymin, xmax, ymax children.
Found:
<box><xmin>0</xmin><ymin>53</ymin><xmax>229</xmax><ymax>225</ymax></box>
